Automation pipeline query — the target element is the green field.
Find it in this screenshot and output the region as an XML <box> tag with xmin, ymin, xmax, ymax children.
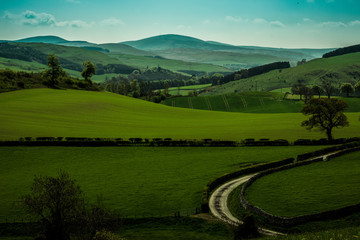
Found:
<box><xmin>245</xmin><ymin>151</ymin><xmax>360</xmax><ymax>217</ymax></box>
<box><xmin>204</xmin><ymin>52</ymin><xmax>360</xmax><ymax>95</ymax></box>
<box><xmin>162</xmin><ymin>92</ymin><xmax>304</xmax><ymax>113</ymax></box>
<box><xmin>163</xmin><ymin>84</ymin><xmax>212</xmax><ymax>96</ymax></box>
<box><xmin>1</xmin><ymin>89</ymin><xmax>360</xmax><ymax>140</ymax></box>
<box><xmin>0</xmin><ymin>146</ymin><xmax>326</xmax><ymax>222</ymax></box>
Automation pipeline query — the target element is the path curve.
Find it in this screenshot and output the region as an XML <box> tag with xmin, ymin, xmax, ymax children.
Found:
<box><xmin>209</xmin><ymin>174</ymin><xmax>285</xmax><ymax>236</ymax></box>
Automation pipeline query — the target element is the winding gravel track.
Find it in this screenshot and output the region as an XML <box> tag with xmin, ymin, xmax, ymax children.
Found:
<box><xmin>209</xmin><ymin>174</ymin><xmax>285</xmax><ymax>236</ymax></box>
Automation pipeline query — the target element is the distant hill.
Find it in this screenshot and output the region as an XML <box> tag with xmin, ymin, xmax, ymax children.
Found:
<box><xmin>122</xmin><ymin>34</ymin><xmax>333</xmax><ymax>69</ymax></box>
<box><xmin>203</xmin><ymin>52</ymin><xmax>360</xmax><ymax>95</ymax></box>
<box><xmin>15</xmin><ymin>35</ymin><xmax>68</xmax><ymax>44</ymax></box>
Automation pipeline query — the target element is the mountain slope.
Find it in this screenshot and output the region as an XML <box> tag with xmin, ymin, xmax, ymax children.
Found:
<box><xmin>0</xmin><ymin>88</ymin><xmax>359</xmax><ymax>140</ymax></box>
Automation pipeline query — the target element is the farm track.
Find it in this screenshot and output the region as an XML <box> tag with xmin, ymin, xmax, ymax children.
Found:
<box><xmin>208</xmin><ymin>174</ymin><xmax>285</xmax><ymax>236</ymax></box>
<box><xmin>208</xmin><ymin>151</ymin><xmax>347</xmax><ymax>236</ymax></box>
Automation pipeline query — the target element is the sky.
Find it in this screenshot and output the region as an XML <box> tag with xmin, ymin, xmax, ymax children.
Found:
<box><xmin>0</xmin><ymin>0</ymin><xmax>359</xmax><ymax>48</ymax></box>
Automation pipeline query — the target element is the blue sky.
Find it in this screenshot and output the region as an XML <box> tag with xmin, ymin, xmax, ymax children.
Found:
<box><xmin>0</xmin><ymin>0</ymin><xmax>359</xmax><ymax>48</ymax></box>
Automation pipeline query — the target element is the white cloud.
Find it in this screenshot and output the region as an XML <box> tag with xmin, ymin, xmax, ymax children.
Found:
<box><xmin>253</xmin><ymin>18</ymin><xmax>267</xmax><ymax>24</ymax></box>
<box><xmin>349</xmin><ymin>20</ymin><xmax>360</xmax><ymax>26</ymax></box>
<box><xmin>307</xmin><ymin>0</ymin><xmax>314</xmax><ymax>3</ymax></box>
<box><xmin>270</xmin><ymin>21</ymin><xmax>286</xmax><ymax>28</ymax></box>
<box><xmin>3</xmin><ymin>10</ymin><xmax>91</xmax><ymax>28</ymax></box>
<box><xmin>100</xmin><ymin>17</ymin><xmax>124</xmax><ymax>26</ymax></box>
<box><xmin>57</xmin><ymin>20</ymin><xmax>92</xmax><ymax>28</ymax></box>
<box><xmin>303</xmin><ymin>18</ymin><xmax>311</xmax><ymax>22</ymax></box>
<box><xmin>319</xmin><ymin>21</ymin><xmax>347</xmax><ymax>28</ymax></box>
<box><xmin>225</xmin><ymin>16</ymin><xmax>243</xmax><ymax>23</ymax></box>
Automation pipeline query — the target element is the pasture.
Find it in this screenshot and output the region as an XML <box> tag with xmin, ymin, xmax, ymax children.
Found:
<box><xmin>245</xmin><ymin>151</ymin><xmax>360</xmax><ymax>217</ymax></box>
<box><xmin>1</xmin><ymin>89</ymin><xmax>359</xmax><ymax>141</ymax></box>
<box><xmin>0</xmin><ymin>146</ymin><xmax>326</xmax><ymax>222</ymax></box>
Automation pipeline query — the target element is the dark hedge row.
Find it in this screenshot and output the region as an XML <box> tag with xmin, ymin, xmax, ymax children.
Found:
<box><xmin>296</xmin><ymin>141</ymin><xmax>360</xmax><ymax>161</ymax></box>
<box><xmin>240</xmin><ymin>146</ymin><xmax>360</xmax><ymax>227</ymax></box>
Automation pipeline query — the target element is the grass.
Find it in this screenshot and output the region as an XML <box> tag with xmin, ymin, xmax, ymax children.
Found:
<box><xmin>1</xmin><ymin>89</ymin><xmax>360</xmax><ymax>140</ymax></box>
<box><xmin>0</xmin><ymin>146</ymin><xmax>326</xmax><ymax>222</ymax></box>
<box><xmin>245</xmin><ymin>151</ymin><xmax>360</xmax><ymax>217</ymax></box>
<box><xmin>162</xmin><ymin>92</ymin><xmax>306</xmax><ymax>113</ymax></box>
<box><xmin>117</xmin><ymin>217</ymin><xmax>232</xmax><ymax>240</ymax></box>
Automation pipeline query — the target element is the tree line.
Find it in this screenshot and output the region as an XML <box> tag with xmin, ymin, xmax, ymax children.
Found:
<box><xmin>323</xmin><ymin>44</ymin><xmax>360</xmax><ymax>58</ymax></box>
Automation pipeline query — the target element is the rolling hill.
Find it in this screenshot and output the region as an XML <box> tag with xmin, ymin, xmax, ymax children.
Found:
<box><xmin>0</xmin><ymin>88</ymin><xmax>359</xmax><ymax>141</ymax></box>
<box><xmin>122</xmin><ymin>34</ymin><xmax>333</xmax><ymax>68</ymax></box>
<box><xmin>203</xmin><ymin>52</ymin><xmax>360</xmax><ymax>95</ymax></box>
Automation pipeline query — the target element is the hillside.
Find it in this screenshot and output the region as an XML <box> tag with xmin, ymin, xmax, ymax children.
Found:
<box><xmin>0</xmin><ymin>89</ymin><xmax>359</xmax><ymax>141</ymax></box>
<box><xmin>203</xmin><ymin>52</ymin><xmax>360</xmax><ymax>95</ymax></box>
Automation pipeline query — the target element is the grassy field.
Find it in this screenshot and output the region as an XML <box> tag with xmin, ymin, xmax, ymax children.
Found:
<box><xmin>1</xmin><ymin>89</ymin><xmax>360</xmax><ymax>140</ymax></box>
<box><xmin>163</xmin><ymin>84</ymin><xmax>212</xmax><ymax>96</ymax></box>
<box><xmin>0</xmin><ymin>146</ymin><xmax>327</xmax><ymax>222</ymax></box>
<box><xmin>204</xmin><ymin>52</ymin><xmax>360</xmax><ymax>95</ymax></box>
<box><xmin>245</xmin><ymin>151</ymin><xmax>360</xmax><ymax>217</ymax></box>
<box><xmin>163</xmin><ymin>92</ymin><xmax>304</xmax><ymax>113</ymax></box>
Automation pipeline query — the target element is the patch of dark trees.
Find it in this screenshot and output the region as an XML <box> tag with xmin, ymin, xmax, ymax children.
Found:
<box><xmin>81</xmin><ymin>46</ymin><xmax>110</xmax><ymax>53</ymax></box>
<box><xmin>0</xmin><ymin>69</ymin><xmax>99</xmax><ymax>92</ymax></box>
<box><xmin>323</xmin><ymin>44</ymin><xmax>360</xmax><ymax>58</ymax></box>
<box><xmin>221</xmin><ymin>61</ymin><xmax>291</xmax><ymax>85</ymax></box>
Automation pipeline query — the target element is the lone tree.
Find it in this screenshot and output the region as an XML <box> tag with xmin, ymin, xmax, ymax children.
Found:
<box><xmin>312</xmin><ymin>85</ymin><xmax>324</xmax><ymax>98</ymax></box>
<box><xmin>22</xmin><ymin>171</ymin><xmax>120</xmax><ymax>240</ymax></box>
<box><xmin>45</xmin><ymin>54</ymin><xmax>64</xmax><ymax>87</ymax></box>
<box><xmin>340</xmin><ymin>83</ymin><xmax>355</xmax><ymax>97</ymax></box>
<box><xmin>22</xmin><ymin>171</ymin><xmax>85</xmax><ymax>240</ymax></box>
<box><xmin>82</xmin><ymin>61</ymin><xmax>96</xmax><ymax>82</ymax></box>
<box><xmin>301</xmin><ymin>98</ymin><xmax>349</xmax><ymax>142</ymax></box>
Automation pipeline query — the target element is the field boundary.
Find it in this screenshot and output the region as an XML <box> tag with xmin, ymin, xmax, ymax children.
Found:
<box><xmin>240</xmin><ymin>145</ymin><xmax>360</xmax><ymax>227</ymax></box>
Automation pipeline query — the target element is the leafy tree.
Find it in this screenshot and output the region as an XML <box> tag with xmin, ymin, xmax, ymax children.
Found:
<box><xmin>45</xmin><ymin>54</ymin><xmax>64</xmax><ymax>87</ymax></box>
<box><xmin>22</xmin><ymin>171</ymin><xmax>120</xmax><ymax>240</ymax></box>
<box><xmin>82</xmin><ymin>61</ymin><xmax>96</xmax><ymax>82</ymax></box>
<box><xmin>291</xmin><ymin>84</ymin><xmax>310</xmax><ymax>101</ymax></box>
<box><xmin>301</xmin><ymin>98</ymin><xmax>349</xmax><ymax>142</ymax></box>
<box><xmin>312</xmin><ymin>85</ymin><xmax>323</xmax><ymax>98</ymax></box>
<box><xmin>340</xmin><ymin>83</ymin><xmax>355</xmax><ymax>97</ymax></box>
<box><xmin>321</xmin><ymin>74</ymin><xmax>337</xmax><ymax>98</ymax></box>
<box><xmin>22</xmin><ymin>171</ymin><xmax>86</xmax><ymax>240</ymax></box>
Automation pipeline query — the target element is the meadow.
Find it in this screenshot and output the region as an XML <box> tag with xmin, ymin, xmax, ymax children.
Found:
<box><xmin>1</xmin><ymin>89</ymin><xmax>359</xmax><ymax>141</ymax></box>
<box><xmin>0</xmin><ymin>146</ymin><xmax>326</xmax><ymax>222</ymax></box>
<box><xmin>244</xmin><ymin>151</ymin><xmax>360</xmax><ymax>217</ymax></box>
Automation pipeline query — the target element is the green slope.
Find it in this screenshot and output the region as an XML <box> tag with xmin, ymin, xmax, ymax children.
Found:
<box><xmin>0</xmin><ymin>89</ymin><xmax>359</xmax><ymax>141</ymax></box>
<box><xmin>204</xmin><ymin>52</ymin><xmax>360</xmax><ymax>95</ymax></box>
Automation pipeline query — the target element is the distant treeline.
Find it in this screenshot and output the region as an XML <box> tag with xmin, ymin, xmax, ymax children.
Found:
<box><xmin>0</xmin><ymin>69</ymin><xmax>99</xmax><ymax>92</ymax></box>
<box><xmin>0</xmin><ymin>42</ymin><xmax>137</xmax><ymax>74</ymax></box>
<box><xmin>222</xmin><ymin>61</ymin><xmax>291</xmax><ymax>85</ymax></box>
<box><xmin>323</xmin><ymin>44</ymin><xmax>360</xmax><ymax>58</ymax></box>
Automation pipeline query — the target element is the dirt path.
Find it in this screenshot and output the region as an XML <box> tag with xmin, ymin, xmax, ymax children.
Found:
<box><xmin>209</xmin><ymin>174</ymin><xmax>285</xmax><ymax>236</ymax></box>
